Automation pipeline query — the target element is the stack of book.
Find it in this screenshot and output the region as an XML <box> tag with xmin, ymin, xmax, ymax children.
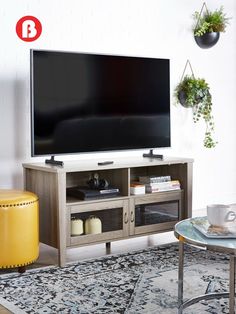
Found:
<box><xmin>139</xmin><ymin>175</ymin><xmax>171</xmax><ymax>184</ymax></box>
<box><xmin>130</xmin><ymin>182</ymin><xmax>145</xmax><ymax>195</ymax></box>
<box><xmin>139</xmin><ymin>175</ymin><xmax>181</xmax><ymax>193</ymax></box>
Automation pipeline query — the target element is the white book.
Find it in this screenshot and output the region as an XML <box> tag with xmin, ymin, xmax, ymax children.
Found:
<box><xmin>146</xmin><ymin>186</ymin><xmax>181</xmax><ymax>193</ymax></box>
<box><xmin>130</xmin><ymin>186</ymin><xmax>145</xmax><ymax>195</ymax></box>
<box><xmin>145</xmin><ymin>180</ymin><xmax>180</xmax><ymax>188</ymax></box>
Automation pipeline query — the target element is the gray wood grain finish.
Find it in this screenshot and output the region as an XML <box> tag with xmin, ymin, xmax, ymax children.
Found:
<box><xmin>23</xmin><ymin>157</ymin><xmax>193</xmax><ymax>266</ymax></box>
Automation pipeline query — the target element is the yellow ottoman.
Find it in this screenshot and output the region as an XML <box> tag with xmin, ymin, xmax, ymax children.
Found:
<box><xmin>0</xmin><ymin>189</ymin><xmax>39</xmax><ymax>272</ymax></box>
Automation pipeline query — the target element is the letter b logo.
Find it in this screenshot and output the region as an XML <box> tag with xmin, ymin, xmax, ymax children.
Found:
<box><xmin>16</xmin><ymin>16</ymin><xmax>42</xmax><ymax>42</ymax></box>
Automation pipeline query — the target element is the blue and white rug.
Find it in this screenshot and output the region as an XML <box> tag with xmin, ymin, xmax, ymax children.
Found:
<box><xmin>0</xmin><ymin>243</ymin><xmax>232</xmax><ymax>313</ymax></box>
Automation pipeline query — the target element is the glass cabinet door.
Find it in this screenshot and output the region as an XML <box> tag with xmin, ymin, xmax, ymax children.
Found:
<box><xmin>130</xmin><ymin>191</ymin><xmax>183</xmax><ymax>235</ymax></box>
<box><xmin>135</xmin><ymin>200</ymin><xmax>179</xmax><ymax>226</ymax></box>
<box><xmin>68</xmin><ymin>199</ymin><xmax>129</xmax><ymax>246</ymax></box>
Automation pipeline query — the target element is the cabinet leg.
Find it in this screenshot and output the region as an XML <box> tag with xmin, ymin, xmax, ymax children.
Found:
<box><xmin>106</xmin><ymin>242</ymin><xmax>111</xmax><ymax>252</ymax></box>
<box><xmin>58</xmin><ymin>247</ymin><xmax>66</xmax><ymax>267</ymax></box>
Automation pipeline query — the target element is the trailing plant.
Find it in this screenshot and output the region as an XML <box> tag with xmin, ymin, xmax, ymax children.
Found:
<box><xmin>175</xmin><ymin>75</ymin><xmax>217</xmax><ymax>148</ymax></box>
<box><xmin>194</xmin><ymin>6</ymin><xmax>229</xmax><ymax>36</ymax></box>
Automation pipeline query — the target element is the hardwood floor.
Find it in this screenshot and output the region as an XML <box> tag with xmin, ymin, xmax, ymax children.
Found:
<box><xmin>0</xmin><ymin>309</ymin><xmax>10</xmax><ymax>314</ymax></box>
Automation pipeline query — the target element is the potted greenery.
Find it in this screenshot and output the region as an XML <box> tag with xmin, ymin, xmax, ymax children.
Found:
<box><xmin>193</xmin><ymin>5</ymin><xmax>230</xmax><ymax>49</ymax></box>
<box><xmin>175</xmin><ymin>75</ymin><xmax>217</xmax><ymax>148</ymax></box>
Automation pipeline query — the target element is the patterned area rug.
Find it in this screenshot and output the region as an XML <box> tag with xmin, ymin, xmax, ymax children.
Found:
<box><xmin>0</xmin><ymin>243</ymin><xmax>232</xmax><ymax>313</ymax></box>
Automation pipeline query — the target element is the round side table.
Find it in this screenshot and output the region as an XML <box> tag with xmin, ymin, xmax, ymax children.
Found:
<box><xmin>175</xmin><ymin>217</ymin><xmax>236</xmax><ymax>314</ymax></box>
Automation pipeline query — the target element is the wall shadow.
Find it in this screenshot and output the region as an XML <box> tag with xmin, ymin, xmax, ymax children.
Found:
<box><xmin>13</xmin><ymin>78</ymin><xmax>29</xmax><ymax>160</ymax></box>
<box><xmin>0</xmin><ymin>77</ymin><xmax>28</xmax><ymax>188</ymax></box>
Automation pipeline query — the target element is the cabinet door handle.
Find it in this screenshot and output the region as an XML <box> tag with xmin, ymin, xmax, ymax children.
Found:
<box><xmin>124</xmin><ymin>212</ymin><xmax>129</xmax><ymax>224</ymax></box>
<box><xmin>130</xmin><ymin>211</ymin><xmax>134</xmax><ymax>223</ymax></box>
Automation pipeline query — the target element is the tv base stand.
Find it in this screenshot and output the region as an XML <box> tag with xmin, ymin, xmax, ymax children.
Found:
<box><xmin>143</xmin><ymin>149</ymin><xmax>163</xmax><ymax>160</ymax></box>
<box><xmin>45</xmin><ymin>156</ymin><xmax>64</xmax><ymax>167</ymax></box>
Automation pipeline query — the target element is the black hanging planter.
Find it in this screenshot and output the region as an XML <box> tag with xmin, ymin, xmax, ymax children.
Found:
<box><xmin>175</xmin><ymin>60</ymin><xmax>217</xmax><ymax>148</ymax></box>
<box><xmin>178</xmin><ymin>90</ymin><xmax>191</xmax><ymax>108</ymax></box>
<box><xmin>178</xmin><ymin>88</ymin><xmax>209</xmax><ymax>108</ymax></box>
<box><xmin>194</xmin><ymin>32</ymin><xmax>220</xmax><ymax>49</ymax></box>
<box><xmin>176</xmin><ymin>60</ymin><xmax>195</xmax><ymax>108</ymax></box>
<box><xmin>193</xmin><ymin>3</ymin><xmax>229</xmax><ymax>50</ymax></box>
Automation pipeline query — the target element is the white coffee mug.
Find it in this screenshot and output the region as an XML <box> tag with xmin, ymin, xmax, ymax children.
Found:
<box><xmin>207</xmin><ymin>204</ymin><xmax>236</xmax><ymax>227</ymax></box>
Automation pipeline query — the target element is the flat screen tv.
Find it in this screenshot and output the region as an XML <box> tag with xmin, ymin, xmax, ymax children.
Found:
<box><xmin>30</xmin><ymin>50</ymin><xmax>170</xmax><ymax>156</ymax></box>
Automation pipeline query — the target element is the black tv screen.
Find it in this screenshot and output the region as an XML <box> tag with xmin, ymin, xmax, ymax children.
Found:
<box><xmin>31</xmin><ymin>50</ymin><xmax>170</xmax><ymax>156</ymax></box>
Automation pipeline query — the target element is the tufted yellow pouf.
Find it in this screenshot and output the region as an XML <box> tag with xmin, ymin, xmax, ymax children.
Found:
<box><xmin>0</xmin><ymin>189</ymin><xmax>39</xmax><ymax>272</ymax></box>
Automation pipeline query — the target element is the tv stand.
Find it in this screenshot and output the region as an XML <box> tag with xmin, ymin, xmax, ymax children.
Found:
<box><xmin>143</xmin><ymin>149</ymin><xmax>163</xmax><ymax>160</ymax></box>
<box><xmin>23</xmin><ymin>156</ymin><xmax>193</xmax><ymax>267</ymax></box>
<box><xmin>45</xmin><ymin>156</ymin><xmax>64</xmax><ymax>167</ymax></box>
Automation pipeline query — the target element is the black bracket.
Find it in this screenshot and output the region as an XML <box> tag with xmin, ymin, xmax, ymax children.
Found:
<box><xmin>143</xmin><ymin>149</ymin><xmax>163</xmax><ymax>160</ymax></box>
<box><xmin>45</xmin><ymin>156</ymin><xmax>64</xmax><ymax>167</ymax></box>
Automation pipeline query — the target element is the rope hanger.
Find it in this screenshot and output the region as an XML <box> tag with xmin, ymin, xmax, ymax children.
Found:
<box><xmin>194</xmin><ymin>2</ymin><xmax>209</xmax><ymax>32</ymax></box>
<box><xmin>180</xmin><ymin>59</ymin><xmax>195</xmax><ymax>82</ymax></box>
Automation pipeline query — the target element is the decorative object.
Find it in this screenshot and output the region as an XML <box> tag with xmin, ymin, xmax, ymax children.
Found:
<box><xmin>87</xmin><ymin>173</ymin><xmax>109</xmax><ymax>190</ymax></box>
<box><xmin>174</xmin><ymin>60</ymin><xmax>217</xmax><ymax>148</ymax></box>
<box><xmin>85</xmin><ymin>215</ymin><xmax>102</xmax><ymax>234</ymax></box>
<box><xmin>193</xmin><ymin>3</ymin><xmax>230</xmax><ymax>49</ymax></box>
<box><xmin>192</xmin><ymin>216</ymin><xmax>236</xmax><ymax>238</ymax></box>
<box><xmin>0</xmin><ymin>244</ymin><xmax>232</xmax><ymax>313</ymax></box>
<box><xmin>71</xmin><ymin>217</ymin><xmax>83</xmax><ymax>236</ymax></box>
<box><xmin>0</xmin><ymin>190</ymin><xmax>39</xmax><ymax>273</ymax></box>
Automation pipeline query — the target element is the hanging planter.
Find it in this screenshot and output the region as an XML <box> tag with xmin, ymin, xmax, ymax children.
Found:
<box><xmin>174</xmin><ymin>60</ymin><xmax>217</xmax><ymax>148</ymax></box>
<box><xmin>193</xmin><ymin>3</ymin><xmax>230</xmax><ymax>49</ymax></box>
<box><xmin>194</xmin><ymin>32</ymin><xmax>220</xmax><ymax>49</ymax></box>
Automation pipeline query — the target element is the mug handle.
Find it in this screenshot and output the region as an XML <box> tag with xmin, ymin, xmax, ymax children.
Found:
<box><xmin>225</xmin><ymin>211</ymin><xmax>236</xmax><ymax>222</ymax></box>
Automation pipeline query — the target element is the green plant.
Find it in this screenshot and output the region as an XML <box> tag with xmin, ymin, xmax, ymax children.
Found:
<box><xmin>175</xmin><ymin>75</ymin><xmax>217</xmax><ymax>148</ymax></box>
<box><xmin>194</xmin><ymin>6</ymin><xmax>229</xmax><ymax>36</ymax></box>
